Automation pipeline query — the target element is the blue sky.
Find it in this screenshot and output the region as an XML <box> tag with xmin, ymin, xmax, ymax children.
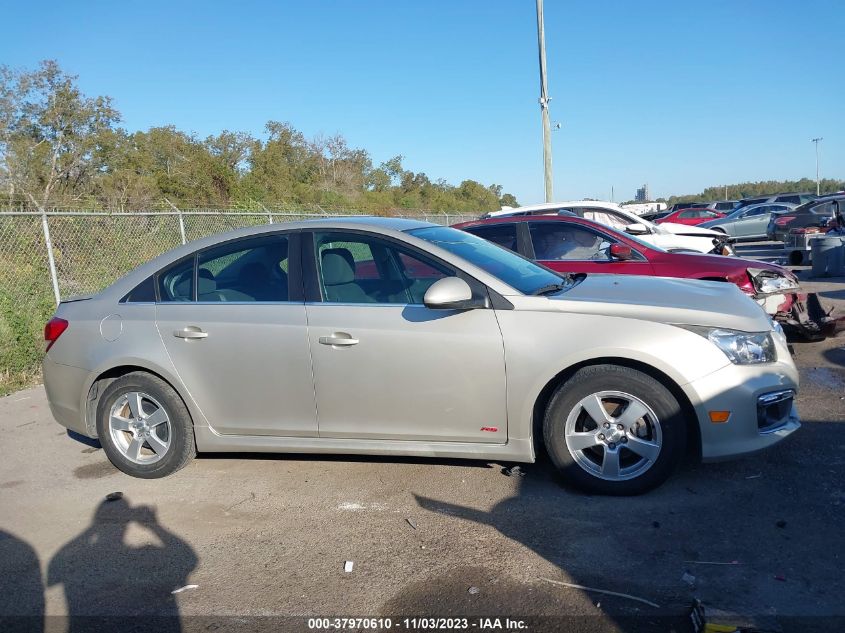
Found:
<box><xmin>3</xmin><ymin>0</ymin><xmax>843</xmax><ymax>204</ymax></box>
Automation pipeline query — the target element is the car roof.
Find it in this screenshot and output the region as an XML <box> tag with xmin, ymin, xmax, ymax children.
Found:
<box><xmin>486</xmin><ymin>200</ymin><xmax>622</xmax><ymax>217</ymax></box>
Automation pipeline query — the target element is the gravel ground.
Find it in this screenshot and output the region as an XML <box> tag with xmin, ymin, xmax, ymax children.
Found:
<box><xmin>1</xmin><ymin>256</ymin><xmax>843</xmax><ymax>633</ymax></box>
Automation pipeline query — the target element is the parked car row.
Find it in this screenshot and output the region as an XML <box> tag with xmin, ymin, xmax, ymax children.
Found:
<box><xmin>482</xmin><ymin>201</ymin><xmax>735</xmax><ymax>255</ymax></box>
<box><xmin>43</xmin><ymin>215</ymin><xmax>806</xmax><ymax>496</ymax></box>
<box><xmin>644</xmin><ymin>193</ymin><xmax>819</xmax><ymax>232</ymax></box>
<box><xmin>766</xmin><ymin>194</ymin><xmax>844</xmax><ymax>242</ymax></box>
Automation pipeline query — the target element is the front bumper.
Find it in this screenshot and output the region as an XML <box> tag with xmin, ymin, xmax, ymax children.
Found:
<box><xmin>42</xmin><ymin>354</ymin><xmax>92</xmax><ymax>437</ymax></box>
<box><xmin>682</xmin><ymin>359</ymin><xmax>800</xmax><ymax>462</ymax></box>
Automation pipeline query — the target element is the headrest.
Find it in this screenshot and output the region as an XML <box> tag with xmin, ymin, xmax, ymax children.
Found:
<box><xmin>240</xmin><ymin>262</ymin><xmax>271</xmax><ymax>282</ymax></box>
<box><xmin>321</xmin><ymin>249</ymin><xmax>356</xmax><ymax>285</ymax></box>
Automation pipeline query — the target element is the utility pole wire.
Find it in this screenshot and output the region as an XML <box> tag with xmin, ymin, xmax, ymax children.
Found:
<box><xmin>536</xmin><ymin>0</ymin><xmax>554</xmax><ymax>203</ymax></box>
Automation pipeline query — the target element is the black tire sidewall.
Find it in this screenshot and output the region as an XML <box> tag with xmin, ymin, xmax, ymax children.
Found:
<box><xmin>96</xmin><ymin>372</ymin><xmax>195</xmax><ymax>479</ymax></box>
<box><xmin>543</xmin><ymin>365</ymin><xmax>686</xmax><ymax>495</ymax></box>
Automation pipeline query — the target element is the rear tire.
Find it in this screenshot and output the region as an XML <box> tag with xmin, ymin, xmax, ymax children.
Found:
<box><xmin>543</xmin><ymin>365</ymin><xmax>686</xmax><ymax>495</ymax></box>
<box><xmin>96</xmin><ymin>372</ymin><xmax>195</xmax><ymax>478</ymax></box>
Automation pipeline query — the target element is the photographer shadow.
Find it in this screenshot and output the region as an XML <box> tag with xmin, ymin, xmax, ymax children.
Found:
<box><xmin>47</xmin><ymin>496</ymin><xmax>198</xmax><ymax>633</ymax></box>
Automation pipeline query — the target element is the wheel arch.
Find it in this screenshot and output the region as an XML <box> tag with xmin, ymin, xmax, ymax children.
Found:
<box><xmin>83</xmin><ymin>363</ymin><xmax>195</xmax><ymax>438</ymax></box>
<box><xmin>530</xmin><ymin>357</ymin><xmax>701</xmax><ymax>462</ymax></box>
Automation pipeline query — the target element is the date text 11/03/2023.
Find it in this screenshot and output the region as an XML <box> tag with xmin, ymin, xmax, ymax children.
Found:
<box><xmin>307</xmin><ymin>617</ymin><xmax>528</xmax><ymax>630</ymax></box>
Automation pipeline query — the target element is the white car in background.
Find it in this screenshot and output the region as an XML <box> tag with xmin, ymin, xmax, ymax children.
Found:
<box><xmin>486</xmin><ymin>201</ymin><xmax>735</xmax><ymax>255</ymax></box>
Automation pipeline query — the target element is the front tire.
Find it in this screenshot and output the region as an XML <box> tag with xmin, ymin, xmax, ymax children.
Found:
<box><xmin>96</xmin><ymin>372</ymin><xmax>196</xmax><ymax>479</ymax></box>
<box><xmin>543</xmin><ymin>365</ymin><xmax>687</xmax><ymax>495</ymax></box>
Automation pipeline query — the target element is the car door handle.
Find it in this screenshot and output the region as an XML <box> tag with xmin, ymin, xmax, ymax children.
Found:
<box><xmin>318</xmin><ymin>333</ymin><xmax>359</xmax><ymax>347</ymax></box>
<box><xmin>173</xmin><ymin>328</ymin><xmax>209</xmax><ymax>339</ymax></box>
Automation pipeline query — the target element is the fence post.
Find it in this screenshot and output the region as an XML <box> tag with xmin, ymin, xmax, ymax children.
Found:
<box><xmin>258</xmin><ymin>201</ymin><xmax>273</xmax><ymax>224</ymax></box>
<box><xmin>165</xmin><ymin>198</ymin><xmax>187</xmax><ymax>244</ymax></box>
<box><xmin>40</xmin><ymin>211</ymin><xmax>61</xmax><ymax>305</ymax></box>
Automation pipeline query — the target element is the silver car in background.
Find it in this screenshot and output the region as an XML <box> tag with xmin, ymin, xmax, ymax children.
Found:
<box><xmin>700</xmin><ymin>202</ymin><xmax>798</xmax><ymax>240</ymax></box>
<box><xmin>42</xmin><ymin>218</ymin><xmax>800</xmax><ymax>494</ymax></box>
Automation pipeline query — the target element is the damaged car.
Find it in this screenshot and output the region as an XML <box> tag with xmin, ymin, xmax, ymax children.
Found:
<box><xmin>483</xmin><ymin>201</ymin><xmax>735</xmax><ymax>256</ymax></box>
<box><xmin>455</xmin><ymin>214</ymin><xmax>839</xmax><ymax>340</ymax></box>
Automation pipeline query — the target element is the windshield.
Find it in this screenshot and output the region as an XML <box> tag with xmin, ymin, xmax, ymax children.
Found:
<box><xmin>408</xmin><ymin>225</ymin><xmax>567</xmax><ymax>295</ymax></box>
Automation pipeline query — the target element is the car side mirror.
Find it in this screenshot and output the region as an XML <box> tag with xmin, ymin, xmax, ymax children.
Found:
<box><xmin>625</xmin><ymin>223</ymin><xmax>648</xmax><ymax>235</ymax></box>
<box><xmin>423</xmin><ymin>277</ymin><xmax>484</xmax><ymax>310</ymax></box>
<box><xmin>609</xmin><ymin>244</ymin><xmax>633</xmax><ymax>260</ymax></box>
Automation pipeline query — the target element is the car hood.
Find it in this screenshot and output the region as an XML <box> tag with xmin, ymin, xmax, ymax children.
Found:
<box><xmin>657</xmin><ymin>222</ymin><xmax>723</xmax><ymax>237</ymax></box>
<box><xmin>538</xmin><ymin>274</ymin><xmax>771</xmax><ymax>332</ymax></box>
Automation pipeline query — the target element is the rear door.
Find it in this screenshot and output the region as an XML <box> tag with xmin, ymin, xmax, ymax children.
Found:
<box><xmin>155</xmin><ymin>232</ymin><xmax>318</xmax><ymax>437</ymax></box>
<box><xmin>303</xmin><ymin>229</ymin><xmax>508</xmax><ymax>443</ymax></box>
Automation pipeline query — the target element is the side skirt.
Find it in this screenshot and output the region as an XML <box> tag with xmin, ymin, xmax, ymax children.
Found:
<box><xmin>194</xmin><ymin>426</ymin><xmax>535</xmax><ymax>463</ymax></box>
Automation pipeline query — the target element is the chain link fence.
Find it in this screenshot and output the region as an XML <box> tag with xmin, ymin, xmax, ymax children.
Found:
<box><xmin>0</xmin><ymin>209</ymin><xmax>477</xmax><ymax>394</ymax></box>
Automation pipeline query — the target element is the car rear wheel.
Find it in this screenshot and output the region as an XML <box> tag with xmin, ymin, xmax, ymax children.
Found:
<box><xmin>543</xmin><ymin>365</ymin><xmax>686</xmax><ymax>495</ymax></box>
<box><xmin>96</xmin><ymin>372</ymin><xmax>195</xmax><ymax>478</ymax></box>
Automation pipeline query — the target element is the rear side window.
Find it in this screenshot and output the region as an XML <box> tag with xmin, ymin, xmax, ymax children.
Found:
<box><xmin>776</xmin><ymin>195</ymin><xmax>800</xmax><ymax>204</ymax></box>
<box><xmin>198</xmin><ymin>235</ymin><xmax>290</xmax><ymax>302</ymax></box>
<box><xmin>464</xmin><ymin>224</ymin><xmax>519</xmax><ymax>252</ymax></box>
<box><xmin>159</xmin><ymin>258</ymin><xmax>194</xmax><ymax>302</ymax></box>
<box><xmin>122</xmin><ymin>276</ymin><xmax>156</xmax><ymax>303</ymax></box>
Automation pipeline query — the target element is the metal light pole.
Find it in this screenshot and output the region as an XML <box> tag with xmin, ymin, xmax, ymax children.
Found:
<box><xmin>536</xmin><ymin>0</ymin><xmax>554</xmax><ymax>202</ymax></box>
<box><xmin>811</xmin><ymin>137</ymin><xmax>823</xmax><ymax>196</ymax></box>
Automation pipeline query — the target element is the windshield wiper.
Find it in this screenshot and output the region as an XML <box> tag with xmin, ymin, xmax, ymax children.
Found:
<box><xmin>533</xmin><ymin>282</ymin><xmax>569</xmax><ymax>296</ymax></box>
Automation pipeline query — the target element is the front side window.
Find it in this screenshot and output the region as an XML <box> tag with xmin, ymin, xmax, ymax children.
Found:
<box><xmin>529</xmin><ymin>223</ymin><xmax>611</xmax><ymax>261</ymax></box>
<box><xmin>314</xmin><ymin>232</ymin><xmax>449</xmax><ymax>304</ymax></box>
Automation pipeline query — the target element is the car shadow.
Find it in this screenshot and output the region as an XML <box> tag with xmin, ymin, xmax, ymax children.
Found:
<box><xmin>386</xmin><ymin>417</ymin><xmax>845</xmax><ymax>633</ymax></box>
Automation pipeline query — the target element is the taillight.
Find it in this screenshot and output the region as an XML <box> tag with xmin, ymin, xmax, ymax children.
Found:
<box><xmin>774</xmin><ymin>216</ymin><xmax>796</xmax><ymax>226</ymax></box>
<box><xmin>44</xmin><ymin>317</ymin><xmax>69</xmax><ymax>352</ymax></box>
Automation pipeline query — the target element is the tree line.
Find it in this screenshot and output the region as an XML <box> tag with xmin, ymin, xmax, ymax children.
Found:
<box><xmin>0</xmin><ymin>61</ymin><xmax>518</xmax><ymax>214</ymax></box>
<box><xmin>662</xmin><ymin>178</ymin><xmax>844</xmax><ymax>206</ymax></box>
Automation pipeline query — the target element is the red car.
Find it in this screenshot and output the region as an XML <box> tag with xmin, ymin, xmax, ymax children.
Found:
<box><xmin>453</xmin><ymin>215</ymin><xmax>834</xmax><ymax>339</ymax></box>
<box><xmin>655</xmin><ymin>208</ymin><xmax>726</xmax><ymax>226</ymax></box>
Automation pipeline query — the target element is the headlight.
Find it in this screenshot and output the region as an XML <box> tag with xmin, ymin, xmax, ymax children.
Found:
<box><xmin>678</xmin><ymin>326</ymin><xmax>776</xmax><ymax>364</ymax></box>
<box><xmin>747</xmin><ymin>268</ymin><xmax>799</xmax><ymax>294</ymax></box>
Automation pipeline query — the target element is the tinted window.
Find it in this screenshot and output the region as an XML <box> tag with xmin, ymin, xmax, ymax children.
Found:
<box><xmin>315</xmin><ymin>232</ymin><xmax>450</xmax><ymax>304</ymax></box>
<box><xmin>123</xmin><ymin>276</ymin><xmax>156</xmax><ymax>302</ymax></box>
<box><xmin>745</xmin><ymin>207</ymin><xmax>767</xmax><ymax>216</ymax></box>
<box><xmin>197</xmin><ymin>235</ymin><xmax>290</xmax><ymax>302</ymax></box>
<box><xmin>465</xmin><ymin>224</ymin><xmax>519</xmax><ymax>252</ymax></box>
<box><xmin>159</xmin><ymin>258</ymin><xmax>194</xmax><ymax>302</ymax></box>
<box><xmin>678</xmin><ymin>210</ymin><xmax>697</xmax><ymax>218</ymax></box>
<box><xmin>408</xmin><ymin>226</ymin><xmax>564</xmax><ymax>295</ymax></box>
<box><xmin>776</xmin><ymin>195</ymin><xmax>800</xmax><ymax>204</ymax></box>
<box><xmin>529</xmin><ymin>223</ymin><xmax>611</xmax><ymax>261</ymax></box>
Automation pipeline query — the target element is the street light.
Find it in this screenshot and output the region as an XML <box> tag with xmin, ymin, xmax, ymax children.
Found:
<box><xmin>812</xmin><ymin>137</ymin><xmax>823</xmax><ymax>196</ymax></box>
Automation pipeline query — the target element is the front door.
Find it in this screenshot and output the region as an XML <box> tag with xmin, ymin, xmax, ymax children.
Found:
<box><xmin>304</xmin><ymin>230</ymin><xmax>508</xmax><ymax>443</ymax></box>
<box><xmin>155</xmin><ymin>232</ymin><xmax>318</xmax><ymax>437</ymax></box>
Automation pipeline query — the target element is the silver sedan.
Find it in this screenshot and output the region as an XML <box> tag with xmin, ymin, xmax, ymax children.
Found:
<box><xmin>42</xmin><ymin>218</ymin><xmax>800</xmax><ymax>494</ymax></box>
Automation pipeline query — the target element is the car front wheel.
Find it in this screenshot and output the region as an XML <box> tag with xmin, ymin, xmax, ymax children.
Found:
<box><xmin>96</xmin><ymin>372</ymin><xmax>196</xmax><ymax>478</ymax></box>
<box><xmin>543</xmin><ymin>365</ymin><xmax>687</xmax><ymax>495</ymax></box>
